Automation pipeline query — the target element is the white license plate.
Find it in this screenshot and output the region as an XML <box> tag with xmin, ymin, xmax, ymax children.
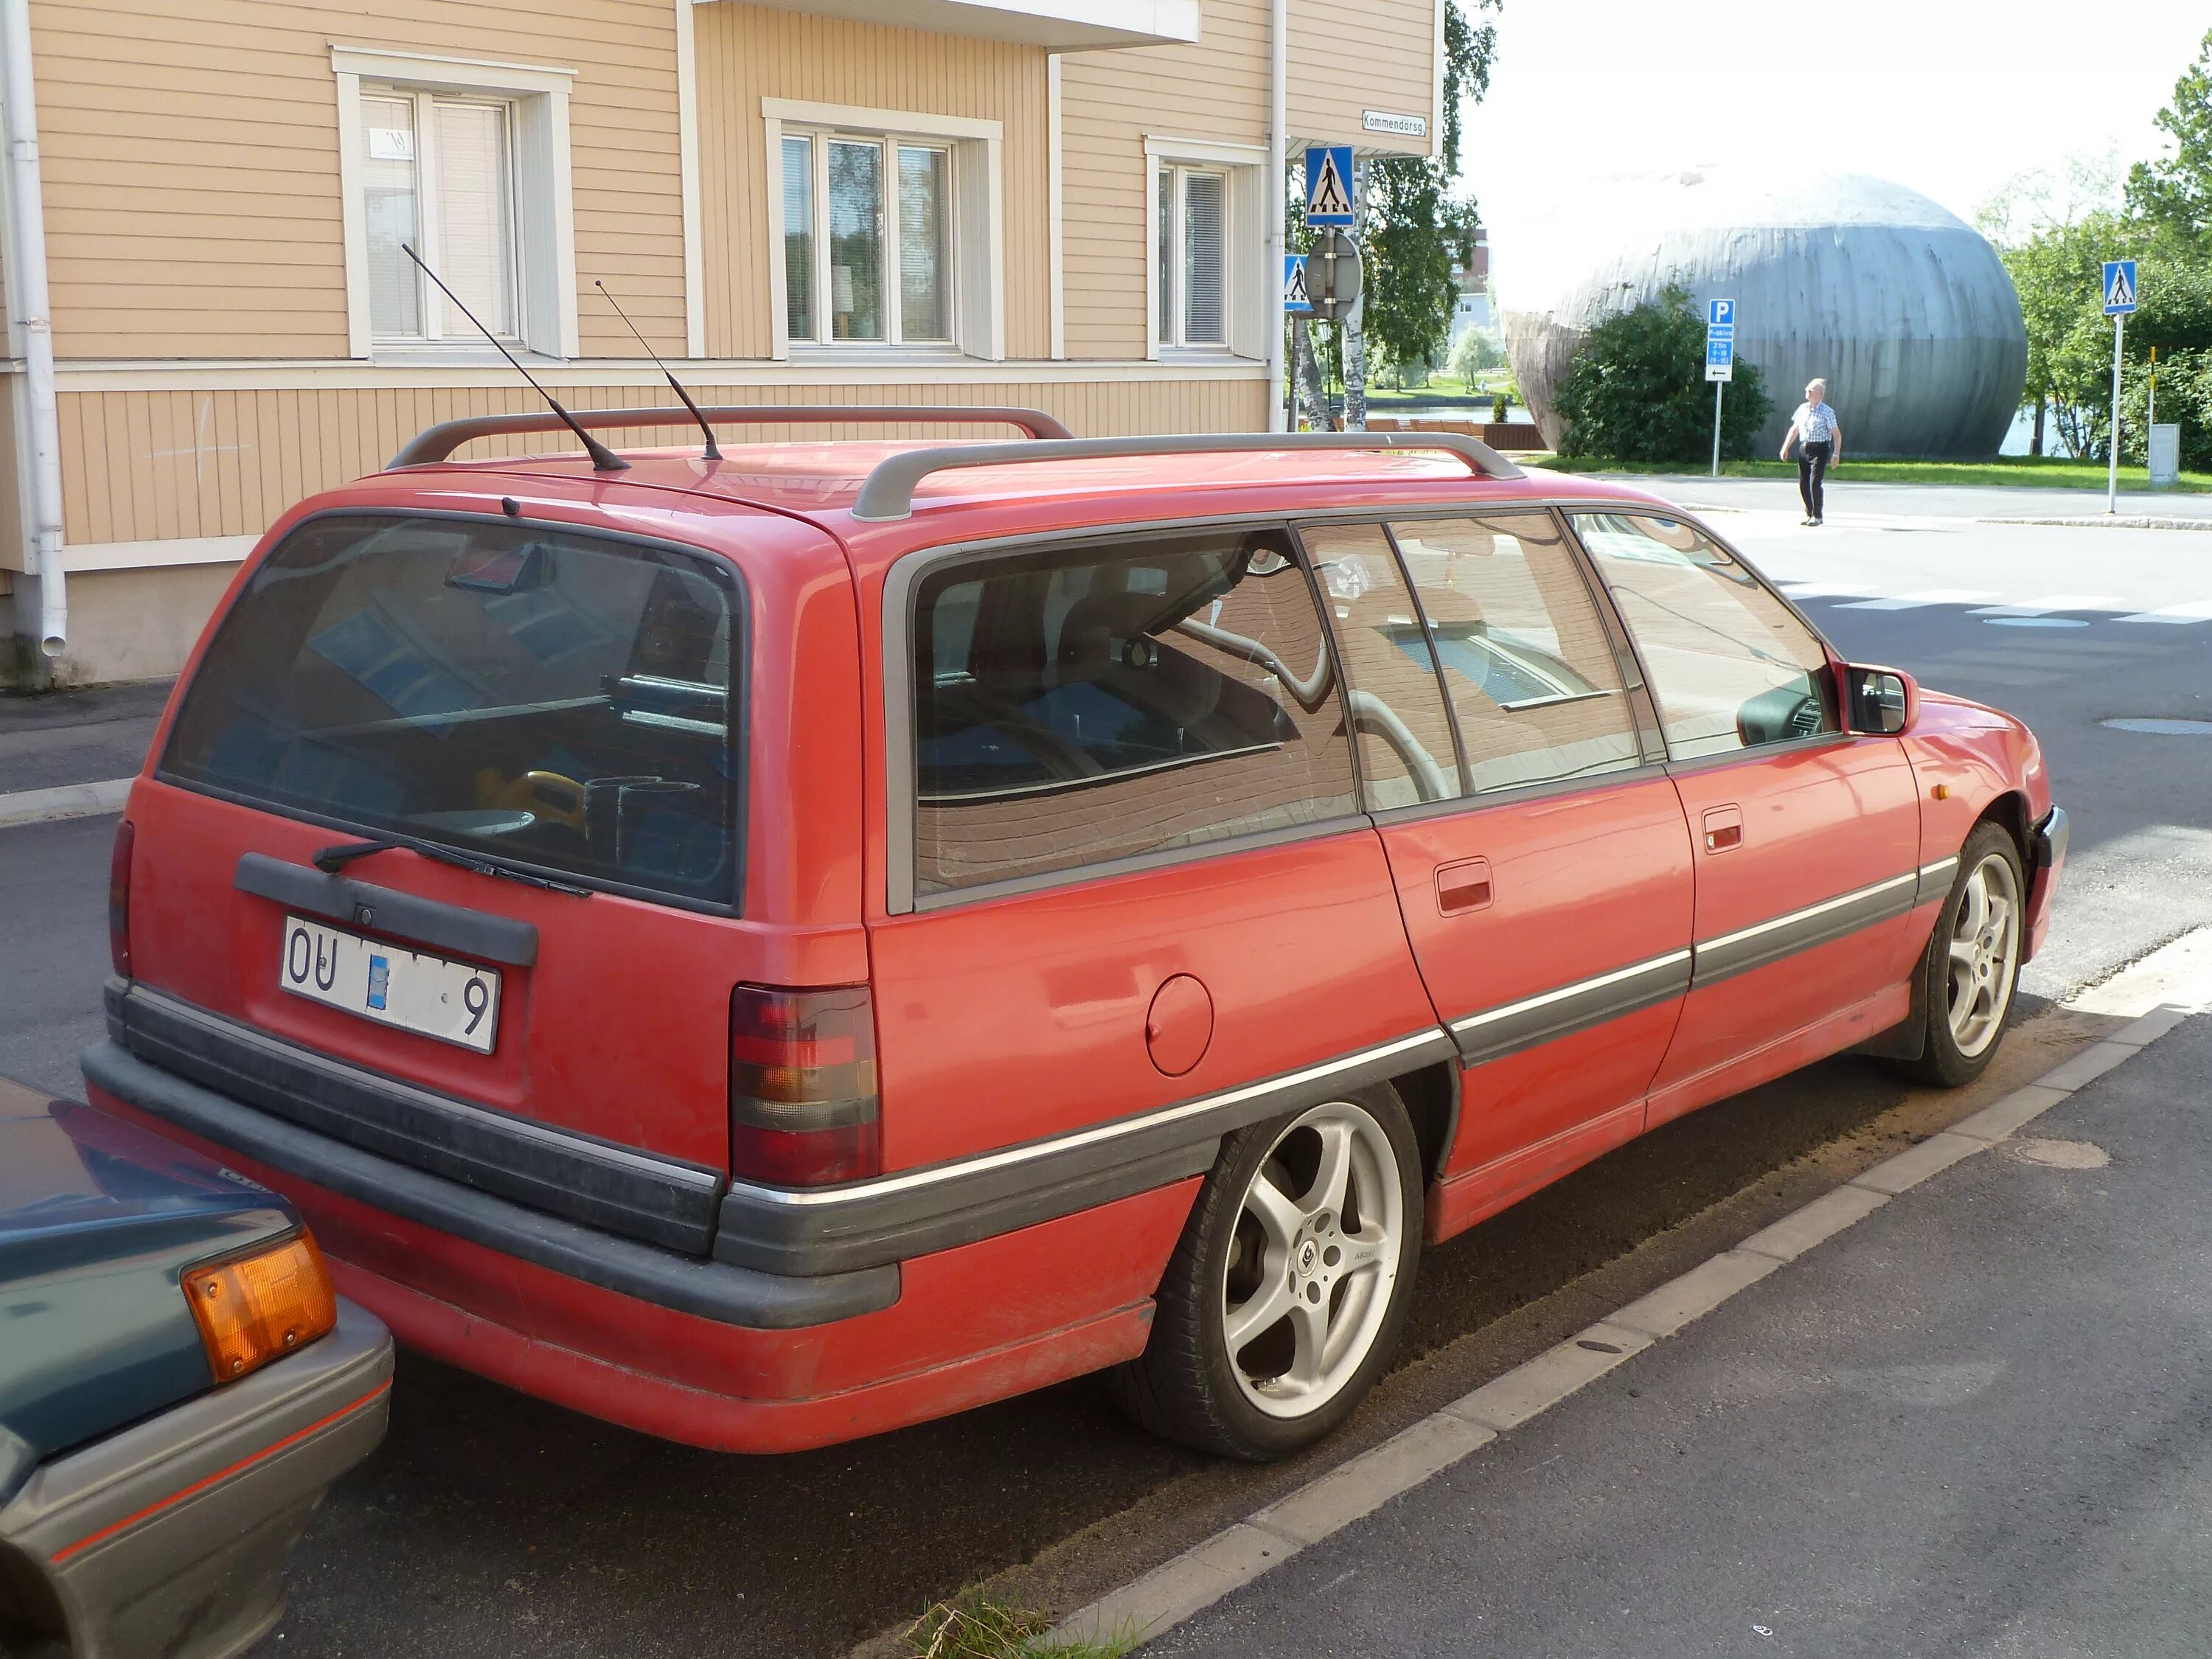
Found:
<box><xmin>279</xmin><ymin>915</ymin><xmax>502</xmax><ymax>1054</ymax></box>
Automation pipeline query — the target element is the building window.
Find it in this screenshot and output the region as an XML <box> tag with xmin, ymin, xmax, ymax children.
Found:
<box><xmin>1156</xmin><ymin>164</ymin><xmax>1228</xmax><ymax>349</ymax></box>
<box><xmin>361</xmin><ymin>90</ymin><xmax>520</xmax><ymax>343</ymax></box>
<box><xmin>333</xmin><ymin>48</ymin><xmax>579</xmax><ymax>361</ymax></box>
<box><xmin>781</xmin><ymin>130</ymin><xmax>956</xmax><ymax>347</ymax></box>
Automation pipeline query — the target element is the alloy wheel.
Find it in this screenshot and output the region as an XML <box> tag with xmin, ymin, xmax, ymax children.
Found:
<box><xmin>1219</xmin><ymin>1099</ymin><xmax>1405</xmax><ymax>1419</ymax></box>
<box><xmin>1947</xmin><ymin>851</ymin><xmax>2021</xmax><ymax>1059</ymax></box>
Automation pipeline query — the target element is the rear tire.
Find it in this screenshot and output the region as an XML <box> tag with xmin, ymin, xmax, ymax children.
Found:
<box><xmin>1109</xmin><ymin>1085</ymin><xmax>1423</xmax><ymax>1461</ymax></box>
<box><xmin>1895</xmin><ymin>821</ymin><xmax>2025</xmax><ymax>1088</ymax></box>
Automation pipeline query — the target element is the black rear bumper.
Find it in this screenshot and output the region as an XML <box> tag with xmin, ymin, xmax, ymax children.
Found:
<box><xmin>82</xmin><ymin>1039</ymin><xmax>899</xmax><ymax>1331</ymax></box>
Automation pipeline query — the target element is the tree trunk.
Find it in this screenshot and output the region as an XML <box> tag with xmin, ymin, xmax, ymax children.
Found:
<box><xmin>1341</xmin><ymin>158</ymin><xmax>1369</xmax><ymax>431</ymax></box>
<box><xmin>1294</xmin><ymin>319</ymin><xmax>1332</xmax><ymax>431</ymax></box>
<box><xmin>2031</xmin><ymin>394</ymin><xmax>2045</xmax><ymax>457</ymax></box>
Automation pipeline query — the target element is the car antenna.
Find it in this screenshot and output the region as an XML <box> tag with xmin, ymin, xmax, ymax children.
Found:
<box><xmin>595</xmin><ymin>279</ymin><xmax>721</xmax><ymax>461</ymax></box>
<box><xmin>400</xmin><ymin>243</ymin><xmax>628</xmax><ymax>472</ymax></box>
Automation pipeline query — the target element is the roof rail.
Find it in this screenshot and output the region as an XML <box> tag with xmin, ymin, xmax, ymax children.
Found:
<box><xmin>848</xmin><ymin>431</ymin><xmax>1526</xmax><ymax>523</ymax></box>
<box><xmin>386</xmin><ymin>404</ymin><xmax>1074</xmax><ymax>469</ymax></box>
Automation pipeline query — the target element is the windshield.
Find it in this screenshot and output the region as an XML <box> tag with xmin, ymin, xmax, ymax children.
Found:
<box><xmin>161</xmin><ymin>512</ymin><xmax>742</xmax><ymax>908</ymax></box>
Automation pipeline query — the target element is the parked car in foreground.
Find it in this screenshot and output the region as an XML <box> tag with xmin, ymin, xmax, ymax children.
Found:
<box><xmin>82</xmin><ymin>413</ymin><xmax>2064</xmax><ymax>1461</ymax></box>
<box><xmin>0</xmin><ymin>1075</ymin><xmax>391</xmax><ymax>1657</ymax></box>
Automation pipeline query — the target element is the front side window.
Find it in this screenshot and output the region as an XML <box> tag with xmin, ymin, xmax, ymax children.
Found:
<box><xmin>784</xmin><ymin>130</ymin><xmax>954</xmax><ymax>347</ymax></box>
<box><xmin>361</xmin><ymin>89</ymin><xmax>519</xmax><ymax>343</ymax></box>
<box><xmin>1156</xmin><ymin>164</ymin><xmax>1228</xmax><ymax>349</ymax></box>
<box><xmin>163</xmin><ymin>516</ymin><xmax>741</xmax><ymax>906</ymax></box>
<box><xmin>1389</xmin><ymin>514</ymin><xmax>1644</xmax><ymax>794</ymax></box>
<box><xmin>1572</xmin><ymin>513</ymin><xmax>1837</xmax><ymax>759</ymax></box>
<box><xmin>911</xmin><ymin>527</ymin><xmax>1356</xmax><ymax>896</ymax></box>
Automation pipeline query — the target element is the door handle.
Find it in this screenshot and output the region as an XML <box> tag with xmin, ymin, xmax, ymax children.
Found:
<box><xmin>1436</xmin><ymin>858</ymin><xmax>1493</xmax><ymax>916</ymax></box>
<box><xmin>1702</xmin><ymin>805</ymin><xmax>1743</xmax><ymax>853</ymax></box>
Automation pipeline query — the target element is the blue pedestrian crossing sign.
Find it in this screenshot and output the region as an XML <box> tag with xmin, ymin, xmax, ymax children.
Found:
<box><xmin>1283</xmin><ymin>254</ymin><xmax>1313</xmax><ymax>315</ymax></box>
<box><xmin>2103</xmin><ymin>260</ymin><xmax>2138</xmax><ymax>316</ymax></box>
<box><xmin>1304</xmin><ymin>146</ymin><xmax>1354</xmax><ymax>226</ymax></box>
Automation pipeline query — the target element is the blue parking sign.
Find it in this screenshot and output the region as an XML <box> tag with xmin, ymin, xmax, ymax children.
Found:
<box><xmin>1708</xmin><ymin>298</ymin><xmax>1734</xmax><ymax>328</ymax></box>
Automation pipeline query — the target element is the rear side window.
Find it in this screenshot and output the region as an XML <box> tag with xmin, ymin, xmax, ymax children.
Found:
<box><xmin>163</xmin><ymin>513</ymin><xmax>741</xmax><ymax>907</ymax></box>
<box><xmin>910</xmin><ymin>526</ymin><xmax>1357</xmax><ymax>896</ymax></box>
<box><xmin>1388</xmin><ymin>513</ymin><xmax>1643</xmax><ymax>794</ymax></box>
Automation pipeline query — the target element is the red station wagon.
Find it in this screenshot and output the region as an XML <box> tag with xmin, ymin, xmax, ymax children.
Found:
<box><xmin>86</xmin><ymin>410</ymin><xmax>2067</xmax><ymax>1461</ymax></box>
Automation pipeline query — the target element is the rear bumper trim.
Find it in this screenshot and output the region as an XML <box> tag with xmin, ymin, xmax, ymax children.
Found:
<box><xmin>83</xmin><ymin>1040</ymin><xmax>900</xmax><ymax>1329</ymax></box>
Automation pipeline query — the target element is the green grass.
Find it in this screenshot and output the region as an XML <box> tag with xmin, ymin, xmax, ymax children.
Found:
<box><xmin>903</xmin><ymin>1593</ymin><xmax>1138</xmax><ymax>1659</ymax></box>
<box><xmin>1523</xmin><ymin>454</ymin><xmax>2212</xmax><ymax>492</ymax></box>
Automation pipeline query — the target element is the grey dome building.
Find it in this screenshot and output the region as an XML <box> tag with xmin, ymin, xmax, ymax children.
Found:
<box><xmin>1500</xmin><ymin>171</ymin><xmax>2027</xmax><ymax>459</ymax></box>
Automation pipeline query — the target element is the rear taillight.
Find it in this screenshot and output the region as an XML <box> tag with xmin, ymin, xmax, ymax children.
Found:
<box><xmin>730</xmin><ymin>984</ymin><xmax>880</xmax><ymax>1186</ymax></box>
<box><xmin>184</xmin><ymin>1229</ymin><xmax>338</xmax><ymax>1382</ymax></box>
<box><xmin>108</xmin><ymin>818</ymin><xmax>136</xmax><ymax>978</ymax></box>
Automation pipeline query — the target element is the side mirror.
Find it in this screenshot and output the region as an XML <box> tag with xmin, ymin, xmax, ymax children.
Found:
<box><xmin>1843</xmin><ymin>664</ymin><xmax>1914</xmax><ymax>735</ymax></box>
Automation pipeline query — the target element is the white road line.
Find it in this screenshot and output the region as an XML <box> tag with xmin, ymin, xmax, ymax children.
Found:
<box><xmin>2117</xmin><ymin>599</ymin><xmax>2212</xmax><ymax>625</ymax></box>
<box><xmin>1046</xmin><ymin>933</ymin><xmax>2212</xmax><ymax>1655</ymax></box>
<box><xmin>1966</xmin><ymin>594</ymin><xmax>2128</xmax><ymax>616</ymax></box>
<box><xmin>1778</xmin><ymin>581</ymin><xmax>1885</xmax><ymax>599</ymax></box>
<box><xmin>1836</xmin><ymin>589</ymin><xmax>2000</xmax><ymax>611</ymax></box>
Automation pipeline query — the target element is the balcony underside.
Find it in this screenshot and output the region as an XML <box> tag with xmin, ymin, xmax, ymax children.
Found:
<box><xmin>733</xmin><ymin>0</ymin><xmax>1201</xmax><ymax>50</ymax></box>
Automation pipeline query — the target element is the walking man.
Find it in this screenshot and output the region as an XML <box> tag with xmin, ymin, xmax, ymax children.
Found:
<box><xmin>1781</xmin><ymin>378</ymin><xmax>1843</xmax><ymax>525</ymax></box>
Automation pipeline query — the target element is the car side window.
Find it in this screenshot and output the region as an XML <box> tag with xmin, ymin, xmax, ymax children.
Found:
<box><xmin>1571</xmin><ymin>512</ymin><xmax>1838</xmax><ymax>760</ymax></box>
<box><xmin>1300</xmin><ymin>523</ymin><xmax>1462</xmax><ymax>810</ymax></box>
<box><xmin>1387</xmin><ymin>513</ymin><xmax>1643</xmax><ymax>795</ymax></box>
<box><xmin>910</xmin><ymin>525</ymin><xmax>1357</xmax><ymax>897</ymax></box>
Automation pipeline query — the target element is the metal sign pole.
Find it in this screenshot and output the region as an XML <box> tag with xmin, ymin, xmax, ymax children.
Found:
<box><xmin>1711</xmin><ymin>380</ymin><xmax>1724</xmax><ymax>479</ymax></box>
<box><xmin>2107</xmin><ymin>310</ymin><xmax>2124</xmax><ymax>516</ymax></box>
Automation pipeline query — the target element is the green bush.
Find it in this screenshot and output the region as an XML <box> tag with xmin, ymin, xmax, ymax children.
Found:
<box><xmin>1555</xmin><ymin>285</ymin><xmax>1773</xmax><ymax>463</ymax></box>
<box><xmin>2120</xmin><ymin>347</ymin><xmax>2212</xmax><ymax>470</ymax></box>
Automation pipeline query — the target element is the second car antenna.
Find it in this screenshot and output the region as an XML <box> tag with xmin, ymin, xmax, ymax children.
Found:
<box><xmin>596</xmin><ymin>279</ymin><xmax>721</xmax><ymax>461</ymax></box>
<box><xmin>400</xmin><ymin>243</ymin><xmax>628</xmax><ymax>472</ymax></box>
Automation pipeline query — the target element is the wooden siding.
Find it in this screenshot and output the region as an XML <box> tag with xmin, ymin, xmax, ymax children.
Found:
<box><xmin>692</xmin><ymin>4</ymin><xmax>1050</xmax><ymax>361</ymax></box>
<box><xmin>1057</xmin><ymin>0</ymin><xmax>1270</xmax><ymax>361</ymax></box>
<box><xmin>28</xmin><ymin>0</ymin><xmax>686</xmax><ymax>359</ymax></box>
<box><xmin>1288</xmin><ymin>0</ymin><xmax>1435</xmax><ymax>157</ymax></box>
<box><xmin>51</xmin><ymin>375</ymin><xmax>1267</xmax><ymax>544</ymax></box>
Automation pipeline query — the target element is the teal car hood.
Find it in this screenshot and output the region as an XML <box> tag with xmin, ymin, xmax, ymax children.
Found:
<box><xmin>1</xmin><ymin>1083</ymin><xmax>295</xmax><ymax>1503</ymax></box>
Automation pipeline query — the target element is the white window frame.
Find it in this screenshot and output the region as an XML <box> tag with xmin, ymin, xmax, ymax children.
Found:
<box><xmin>763</xmin><ymin>99</ymin><xmax>1004</xmax><ymax>363</ymax></box>
<box><xmin>333</xmin><ymin>47</ymin><xmax>580</xmax><ymax>361</ymax></box>
<box><xmin>1145</xmin><ymin>137</ymin><xmax>1267</xmax><ymax>364</ymax></box>
<box><xmin>779</xmin><ymin>129</ymin><xmax>959</xmax><ymax>350</ymax></box>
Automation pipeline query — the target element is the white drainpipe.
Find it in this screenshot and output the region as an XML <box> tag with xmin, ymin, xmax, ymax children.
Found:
<box><xmin>1267</xmin><ymin>0</ymin><xmax>1287</xmax><ymax>433</ymax></box>
<box><xmin>2</xmin><ymin>0</ymin><xmax>65</xmax><ymax>661</ymax></box>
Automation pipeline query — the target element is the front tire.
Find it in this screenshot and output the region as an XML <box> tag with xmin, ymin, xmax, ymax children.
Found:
<box><xmin>1899</xmin><ymin>821</ymin><xmax>2025</xmax><ymax>1088</ymax></box>
<box><xmin>1109</xmin><ymin>1086</ymin><xmax>1423</xmax><ymax>1461</ymax></box>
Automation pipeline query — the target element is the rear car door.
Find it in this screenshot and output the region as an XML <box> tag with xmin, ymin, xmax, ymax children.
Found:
<box><xmin>860</xmin><ymin>520</ymin><xmax>1445</xmax><ymax>1275</ymax></box>
<box><xmin>1306</xmin><ymin>513</ymin><xmax>1695</xmax><ymax>1237</ymax></box>
<box><xmin>1568</xmin><ymin>511</ymin><xmax>1925</xmax><ymax>1121</ymax></box>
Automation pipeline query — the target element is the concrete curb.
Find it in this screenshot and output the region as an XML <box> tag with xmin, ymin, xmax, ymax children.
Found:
<box><xmin>0</xmin><ymin>776</ymin><xmax>131</xmax><ymax>830</ymax></box>
<box><xmin>1047</xmin><ymin>932</ymin><xmax>2212</xmax><ymax>1654</ymax></box>
<box><xmin>1978</xmin><ymin>515</ymin><xmax>2212</xmax><ymax>532</ymax></box>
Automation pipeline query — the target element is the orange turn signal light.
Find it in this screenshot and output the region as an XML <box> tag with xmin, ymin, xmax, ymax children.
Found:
<box><xmin>183</xmin><ymin>1231</ymin><xmax>338</xmax><ymax>1384</ymax></box>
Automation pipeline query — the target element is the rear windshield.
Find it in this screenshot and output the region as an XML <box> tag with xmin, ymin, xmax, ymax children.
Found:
<box><xmin>162</xmin><ymin>512</ymin><xmax>742</xmax><ymax>908</ymax></box>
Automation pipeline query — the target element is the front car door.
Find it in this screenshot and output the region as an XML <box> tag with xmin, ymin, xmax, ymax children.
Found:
<box><xmin>1304</xmin><ymin>512</ymin><xmax>1696</xmax><ymax>1241</ymax></box>
<box><xmin>1566</xmin><ymin>510</ymin><xmax>1927</xmax><ymax>1124</ymax></box>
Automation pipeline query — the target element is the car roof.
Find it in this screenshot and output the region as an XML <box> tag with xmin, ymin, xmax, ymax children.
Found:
<box><xmin>352</xmin><ymin>441</ymin><xmax>1680</xmax><ymax>578</ymax></box>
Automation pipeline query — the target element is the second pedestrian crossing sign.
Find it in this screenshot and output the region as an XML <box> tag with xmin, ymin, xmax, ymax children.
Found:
<box><xmin>1305</xmin><ymin>146</ymin><xmax>1354</xmax><ymax>226</ymax></box>
<box><xmin>1283</xmin><ymin>254</ymin><xmax>1313</xmax><ymax>314</ymax></box>
<box><xmin>2104</xmin><ymin>260</ymin><xmax>2138</xmax><ymax>316</ymax></box>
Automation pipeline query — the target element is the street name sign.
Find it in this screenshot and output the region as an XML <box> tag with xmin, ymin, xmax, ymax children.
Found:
<box><xmin>1305</xmin><ymin>145</ymin><xmax>1354</xmax><ymax>226</ymax></box>
<box><xmin>1283</xmin><ymin>254</ymin><xmax>1313</xmax><ymax>315</ymax></box>
<box><xmin>2103</xmin><ymin>260</ymin><xmax>2138</xmax><ymax>316</ymax></box>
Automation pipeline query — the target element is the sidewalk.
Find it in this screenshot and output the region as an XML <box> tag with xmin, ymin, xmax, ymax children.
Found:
<box><xmin>1139</xmin><ymin>1010</ymin><xmax>2212</xmax><ymax>1658</ymax></box>
<box><xmin>0</xmin><ymin>679</ymin><xmax>167</xmax><ymax>821</ymax></box>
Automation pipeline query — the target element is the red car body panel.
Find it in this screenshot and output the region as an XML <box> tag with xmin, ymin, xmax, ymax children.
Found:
<box><xmin>91</xmin><ymin>440</ymin><xmax>2064</xmax><ymax>1453</ymax></box>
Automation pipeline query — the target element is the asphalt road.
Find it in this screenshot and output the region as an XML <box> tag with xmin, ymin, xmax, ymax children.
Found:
<box><xmin>1152</xmin><ymin>1010</ymin><xmax>2212</xmax><ymax>1659</ymax></box>
<box><xmin>0</xmin><ymin>493</ymin><xmax>2204</xmax><ymax>1655</ymax></box>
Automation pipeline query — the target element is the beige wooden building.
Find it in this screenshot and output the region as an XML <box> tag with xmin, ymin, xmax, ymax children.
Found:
<box><xmin>0</xmin><ymin>0</ymin><xmax>1444</xmax><ymax>687</ymax></box>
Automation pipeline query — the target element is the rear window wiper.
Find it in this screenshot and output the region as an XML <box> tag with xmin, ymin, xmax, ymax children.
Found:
<box><xmin>311</xmin><ymin>833</ymin><xmax>593</xmax><ymax>897</ymax></box>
